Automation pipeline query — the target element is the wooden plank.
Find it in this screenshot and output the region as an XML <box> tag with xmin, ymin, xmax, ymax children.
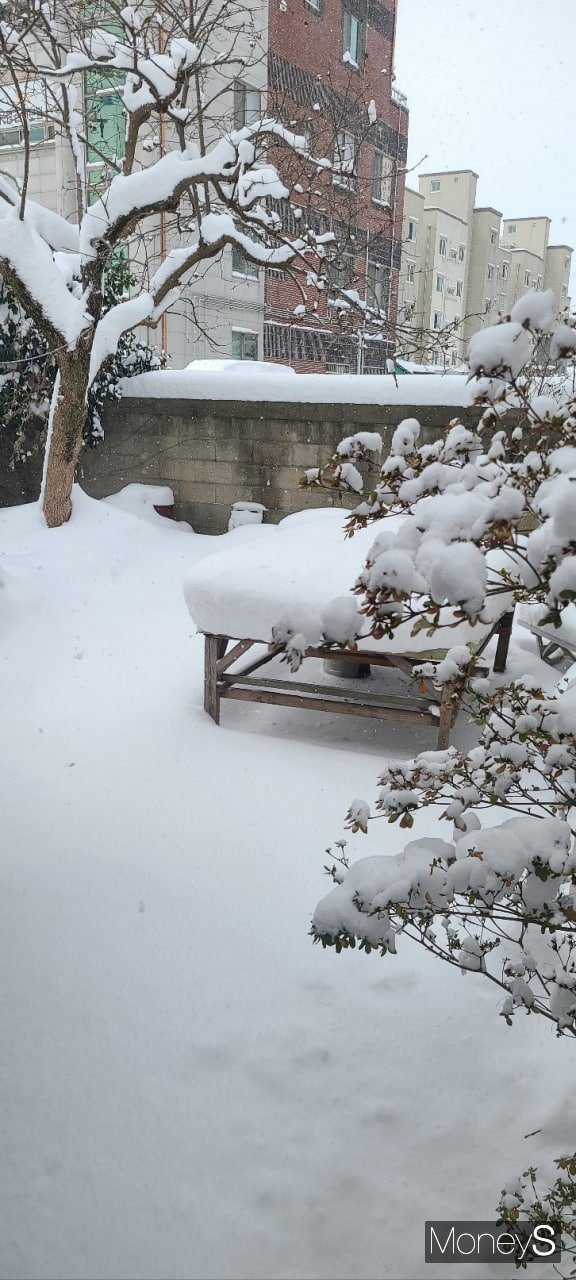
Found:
<box><xmin>233</xmin><ymin>645</ymin><xmax>284</xmax><ymax>679</ymax></box>
<box><xmin>219</xmin><ymin>671</ymin><xmax>439</xmax><ymax>714</ymax></box>
<box><xmin>204</xmin><ymin>634</ymin><xmax>222</xmax><ymax>723</ymax></box>
<box><xmin>221</xmin><ymin>685</ymin><xmax>440</xmax><ymax>725</ymax></box>
<box><xmin>216</xmin><ymin>639</ymin><xmax>254</xmax><ymax>675</ymax></box>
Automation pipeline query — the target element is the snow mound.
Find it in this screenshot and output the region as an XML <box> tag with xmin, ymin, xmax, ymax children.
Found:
<box><xmin>103</xmin><ymin>483</ymin><xmax>178</xmax><ymax>523</ymax></box>
<box><xmin>183</xmin><ymin>510</ymin><xmax>513</xmax><ymax>655</ymax></box>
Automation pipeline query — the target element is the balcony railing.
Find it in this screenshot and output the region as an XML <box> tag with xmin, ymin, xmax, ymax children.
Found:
<box><xmin>391</xmin><ymin>86</ymin><xmax>408</xmax><ymax>108</ymax></box>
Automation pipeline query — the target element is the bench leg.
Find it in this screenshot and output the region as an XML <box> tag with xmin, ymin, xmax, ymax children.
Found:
<box><xmin>204</xmin><ymin>634</ymin><xmax>225</xmax><ymax>723</ymax></box>
<box><xmin>437</xmin><ymin>681</ymin><xmax>456</xmax><ymax>749</ymax></box>
<box><xmin>493</xmin><ymin>610</ymin><xmax>514</xmax><ymax>674</ymax></box>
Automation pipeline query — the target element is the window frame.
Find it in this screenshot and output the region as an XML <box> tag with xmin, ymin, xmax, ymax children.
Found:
<box><xmin>342</xmin><ymin>7</ymin><xmax>364</xmax><ymax>66</ymax></box>
<box><xmin>332</xmin><ymin>129</ymin><xmax>357</xmax><ymax>188</ymax></box>
<box><xmin>233</xmin><ymin>80</ymin><xmax>262</xmax><ymax>130</ymax></box>
<box><xmin>372</xmin><ymin>150</ymin><xmax>393</xmax><ymax>205</ymax></box>
<box><xmin>438</xmin><ymin>235</ymin><xmax>447</xmax><ymax>257</ymax></box>
<box><xmin>366</xmin><ymin>259</ymin><xmax>388</xmax><ymax>312</ymax></box>
<box><xmin>231</xmin><ymin>329</ymin><xmax>259</xmax><ymax>360</ymax></box>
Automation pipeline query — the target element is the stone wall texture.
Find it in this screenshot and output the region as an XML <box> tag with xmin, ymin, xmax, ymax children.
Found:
<box><xmin>75</xmin><ymin>396</ymin><xmax>484</xmax><ymax>533</ymax></box>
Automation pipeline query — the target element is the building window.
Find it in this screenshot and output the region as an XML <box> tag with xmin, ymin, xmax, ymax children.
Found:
<box><xmin>433</xmin><ymin>311</ymin><xmax>443</xmax><ymax>329</ymax></box>
<box><xmin>431</xmin><ymin>179</ymin><xmax>441</xmax><ymax>192</ymax></box>
<box><xmin>490</xmin><ymin>228</ymin><xmax>498</xmax><ymax>246</ymax></box>
<box><xmin>0</xmin><ymin>121</ymin><xmax>54</xmax><ymax>146</ymax></box>
<box><xmin>233</xmin><ymin>82</ymin><xmax>262</xmax><ymax>129</ymax></box>
<box><xmin>562</xmin><ymin>284</ymin><xmax>568</xmax><ymax>297</ymax></box>
<box><xmin>499</xmin><ymin>294</ymin><xmax>507</xmax><ymax>310</ymax></box>
<box><xmin>487</xmin><ymin>263</ymin><xmax>495</xmax><ymax>280</ymax></box>
<box><xmin>0</xmin><ymin>78</ymin><xmax>54</xmax><ymax>148</ymax></box>
<box><xmin>458</xmin><ymin>244</ymin><xmax>465</xmax><ymax>262</ymax></box>
<box><xmin>407</xmin><ymin>219</ymin><xmax>418</xmax><ymax>243</ymax></box>
<box><xmin>406</xmin><ymin>260</ymin><xmax>415</xmax><ymax>283</ymax></box>
<box><xmin>524</xmin><ymin>270</ymin><xmax>531</xmax><ymax>287</ymax></box>
<box><xmin>372</xmin><ymin>151</ymin><xmax>393</xmax><ymax>204</ymax></box>
<box><xmin>507</xmin><ymin>224</ymin><xmax>516</xmax><ymax>235</ymax></box>
<box><xmin>501</xmin><ymin>261</ymin><xmax>509</xmax><ymax>279</ymax></box>
<box><xmin>438</xmin><ymin>236</ymin><xmax>447</xmax><ymax>256</ymax></box>
<box><xmin>436</xmin><ymin>273</ymin><xmax>444</xmax><ymax>293</ymax></box>
<box><xmin>231</xmin><ymin>329</ymin><xmax>258</xmax><ymax>360</ymax></box>
<box><xmin>456</xmin><ymin>280</ymin><xmax>463</xmax><ymax>298</ymax></box>
<box><xmin>332</xmin><ymin>130</ymin><xmax>357</xmax><ymax>187</ymax></box>
<box><xmin>565</xmin><ymin>256</ymin><xmax>571</xmax><ymax>270</ymax></box>
<box><xmin>232</xmin><ymin>246</ymin><xmax>258</xmax><ymax>278</ymax></box>
<box><xmin>327</xmin><ymin>250</ymin><xmax>355</xmax><ymax>292</ymax></box>
<box><xmin>342</xmin><ymin>9</ymin><xmax>363</xmax><ymax>65</ymax></box>
<box><xmin>304</xmin><ymin>0</ymin><xmax>322</xmax><ymax>11</ymax></box>
<box><xmin>366</xmin><ymin>260</ymin><xmax>388</xmax><ymax>312</ymax></box>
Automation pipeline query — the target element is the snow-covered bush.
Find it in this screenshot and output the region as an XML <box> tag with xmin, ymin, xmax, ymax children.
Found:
<box><xmin>305</xmin><ymin>292</ymin><xmax>576</xmax><ymax>1030</ymax></box>
<box><xmin>498</xmin><ymin>1155</ymin><xmax>576</xmax><ymax>1276</ymax></box>
<box><xmin>280</xmin><ymin>292</ymin><xmax>576</xmax><ymax>1251</ymax></box>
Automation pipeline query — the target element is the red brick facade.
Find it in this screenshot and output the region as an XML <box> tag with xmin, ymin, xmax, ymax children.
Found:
<box><xmin>265</xmin><ymin>0</ymin><xmax>408</xmax><ymax>372</ymax></box>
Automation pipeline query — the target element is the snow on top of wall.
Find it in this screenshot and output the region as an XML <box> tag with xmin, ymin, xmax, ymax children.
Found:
<box><xmin>121</xmin><ymin>369</ymin><xmax>472</xmax><ymax>406</ymax></box>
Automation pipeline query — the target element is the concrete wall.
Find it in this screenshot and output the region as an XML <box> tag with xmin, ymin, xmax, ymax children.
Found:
<box><xmin>78</xmin><ymin>396</ymin><xmax>484</xmax><ymax>533</ymax></box>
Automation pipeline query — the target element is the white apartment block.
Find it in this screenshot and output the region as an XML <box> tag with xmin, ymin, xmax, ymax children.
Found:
<box><xmin>398</xmin><ymin>170</ymin><xmax>573</xmax><ymax>364</ymax></box>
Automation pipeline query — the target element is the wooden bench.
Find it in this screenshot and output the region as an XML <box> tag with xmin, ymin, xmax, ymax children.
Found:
<box><xmin>202</xmin><ymin>611</ymin><xmax>513</xmax><ymax>749</ymax></box>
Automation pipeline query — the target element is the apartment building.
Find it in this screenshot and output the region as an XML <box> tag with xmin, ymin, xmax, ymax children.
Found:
<box><xmin>264</xmin><ymin>0</ymin><xmax>408</xmax><ymax>372</ymax></box>
<box><xmin>399</xmin><ymin>170</ymin><xmax>572</xmax><ymax>364</ymax></box>
<box><xmin>0</xmin><ymin>1</ymin><xmax>408</xmax><ymax>372</ymax></box>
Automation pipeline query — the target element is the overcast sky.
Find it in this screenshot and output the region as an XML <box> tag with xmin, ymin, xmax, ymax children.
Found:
<box><xmin>394</xmin><ymin>0</ymin><xmax>575</xmax><ymax>289</ymax></box>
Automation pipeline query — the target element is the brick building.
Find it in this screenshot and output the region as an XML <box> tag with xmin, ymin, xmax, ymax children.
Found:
<box><xmin>264</xmin><ymin>0</ymin><xmax>409</xmax><ymax>372</ymax></box>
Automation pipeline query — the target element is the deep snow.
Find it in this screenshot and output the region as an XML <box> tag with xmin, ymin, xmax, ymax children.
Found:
<box><xmin>1</xmin><ymin>490</ymin><xmax>573</xmax><ymax>1280</ymax></box>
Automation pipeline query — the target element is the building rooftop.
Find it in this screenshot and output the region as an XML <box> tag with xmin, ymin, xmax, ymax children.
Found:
<box><xmin>419</xmin><ymin>168</ymin><xmax>479</xmax><ymax>179</ymax></box>
<box><xmin>422</xmin><ymin>206</ymin><xmax>468</xmax><ymax>225</ymax></box>
<box><xmin>503</xmin><ymin>215</ymin><xmax>551</xmax><ymax>224</ymax></box>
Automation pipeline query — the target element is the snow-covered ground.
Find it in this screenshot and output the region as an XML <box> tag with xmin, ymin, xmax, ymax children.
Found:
<box><xmin>1</xmin><ymin>490</ymin><xmax>573</xmax><ymax>1280</ymax></box>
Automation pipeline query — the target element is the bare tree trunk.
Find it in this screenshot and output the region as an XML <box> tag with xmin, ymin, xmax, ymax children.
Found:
<box><xmin>42</xmin><ymin>350</ymin><xmax>90</xmax><ymax>528</ymax></box>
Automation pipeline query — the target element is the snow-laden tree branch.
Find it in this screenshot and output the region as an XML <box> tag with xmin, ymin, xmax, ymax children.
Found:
<box><xmin>0</xmin><ymin>0</ymin><xmax>325</xmax><ymax>526</ymax></box>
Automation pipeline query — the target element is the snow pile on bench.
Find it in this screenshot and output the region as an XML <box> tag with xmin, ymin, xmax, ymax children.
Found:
<box><xmin>184</xmin><ymin>508</ymin><xmax>514</xmax><ymax>657</ymax></box>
